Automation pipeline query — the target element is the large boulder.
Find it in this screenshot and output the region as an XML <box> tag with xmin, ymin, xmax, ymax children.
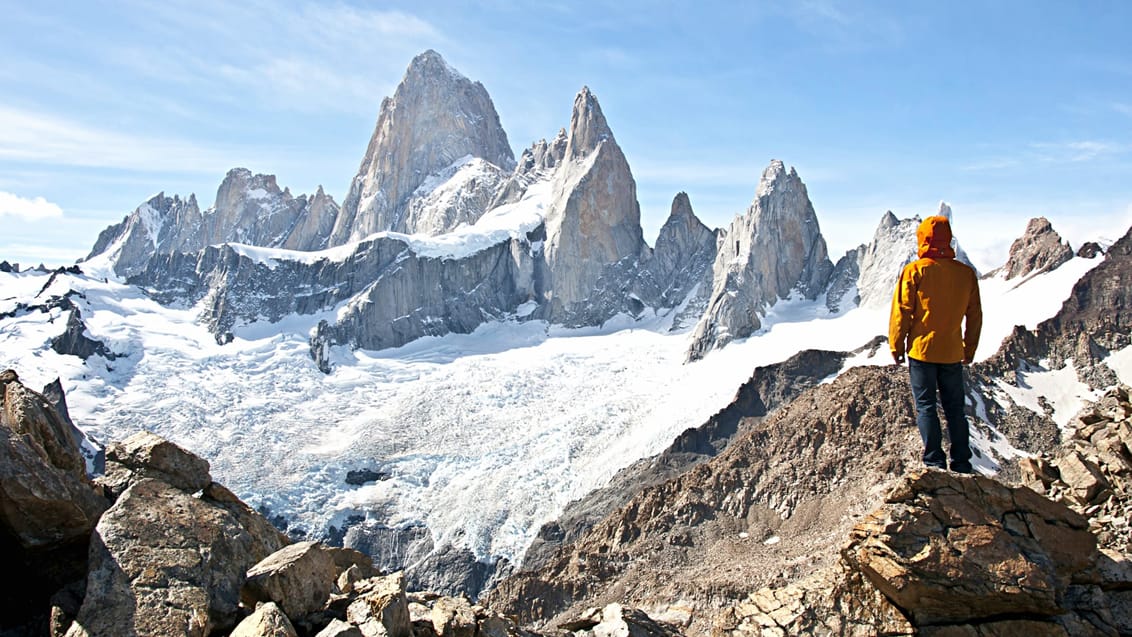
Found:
<box><xmin>0</xmin><ymin>370</ymin><xmax>107</xmax><ymax>632</ymax></box>
<box><xmin>229</xmin><ymin>601</ymin><xmax>299</xmax><ymax>637</ymax></box>
<box><xmin>0</xmin><ymin>370</ymin><xmax>106</xmax><ymax>549</ymax></box>
<box><xmin>843</xmin><ymin>470</ymin><xmax>1095</xmax><ymax>625</ymax></box>
<box><xmin>65</xmin><ymin>477</ymin><xmax>281</xmax><ymax>636</ymax></box>
<box><xmin>242</xmin><ymin>541</ymin><xmax>338</xmax><ymax>621</ymax></box>
<box><xmin>346</xmin><ymin>573</ymin><xmax>412</xmax><ymax>637</ymax></box>
<box><xmin>97</xmin><ymin>430</ymin><xmax>211</xmax><ymax>497</ymax></box>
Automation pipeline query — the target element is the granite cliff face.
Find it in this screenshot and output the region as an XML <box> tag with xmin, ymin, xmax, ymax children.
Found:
<box><xmin>539</xmin><ymin>87</ymin><xmax>647</xmax><ymax>322</ymax></box>
<box><xmin>686</xmin><ymin>161</ymin><xmax>833</xmax><ymax>360</ymax></box>
<box><xmin>331</xmin><ymin>49</ymin><xmax>515</xmax><ymax>242</ymax></box>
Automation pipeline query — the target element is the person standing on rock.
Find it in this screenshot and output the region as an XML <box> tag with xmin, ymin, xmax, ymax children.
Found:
<box><xmin>889</xmin><ymin>215</ymin><xmax>982</xmax><ymax>473</ymax></box>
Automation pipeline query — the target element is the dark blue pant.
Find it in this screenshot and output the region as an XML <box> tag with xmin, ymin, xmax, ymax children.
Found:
<box><xmin>908</xmin><ymin>358</ymin><xmax>972</xmax><ymax>471</ymax></box>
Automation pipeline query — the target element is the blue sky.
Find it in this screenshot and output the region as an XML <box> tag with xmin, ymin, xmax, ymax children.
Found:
<box><xmin>2</xmin><ymin>0</ymin><xmax>1130</xmax><ymax>271</ymax></box>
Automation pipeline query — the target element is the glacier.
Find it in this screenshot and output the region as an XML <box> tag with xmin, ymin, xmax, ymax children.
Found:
<box><xmin>0</xmin><ymin>249</ymin><xmax>1115</xmax><ymax>571</ymax></box>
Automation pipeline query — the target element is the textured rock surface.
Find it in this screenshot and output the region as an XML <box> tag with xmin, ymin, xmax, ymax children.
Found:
<box><xmin>1020</xmin><ymin>386</ymin><xmax>1132</xmax><ymax>553</ymax></box>
<box><xmin>0</xmin><ymin>371</ymin><xmax>106</xmax><ymax>549</ymax></box>
<box><xmin>242</xmin><ymin>541</ymin><xmax>338</xmax><ymax>621</ymax></box>
<box><xmin>724</xmin><ymin>467</ymin><xmax>1131</xmax><ymax>636</ymax></box>
<box><xmin>997</xmin><ymin>217</ymin><xmax>1075</xmax><ymax>280</ymax></box>
<box><xmin>539</xmin><ymin>87</ymin><xmax>646</xmax><ymax>322</ymax></box>
<box><xmin>97</xmin><ymin>430</ymin><xmax>211</xmax><ymax>497</ymax></box>
<box><xmin>332</xmin><ymin>50</ymin><xmax>514</xmax><ymax>241</ymax></box>
<box><xmin>66</xmin><ymin>477</ymin><xmax>283</xmax><ymax>636</ymax></box>
<box><xmin>229</xmin><ymin>601</ymin><xmax>299</xmax><ymax>637</ymax></box>
<box><xmin>686</xmin><ymin>160</ymin><xmax>833</xmax><ymax>360</ymax></box>
<box><xmin>843</xmin><ymin>470</ymin><xmax>1095</xmax><ymax>625</ymax></box>
<box><xmin>0</xmin><ymin>371</ymin><xmax>107</xmax><ymax>634</ymax></box>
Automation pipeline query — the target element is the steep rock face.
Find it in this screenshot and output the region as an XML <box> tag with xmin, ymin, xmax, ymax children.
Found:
<box><xmin>130</xmin><ymin>231</ymin><xmax>537</xmax><ymax>352</ymax></box>
<box><xmin>332</xmin><ymin>50</ymin><xmax>515</xmax><ymax>242</ymax></box>
<box><xmin>997</xmin><ymin>216</ymin><xmax>1075</xmax><ymax>280</ymax></box>
<box><xmin>86</xmin><ymin>192</ymin><xmax>201</xmax><ymax>279</ymax></box>
<box><xmin>0</xmin><ymin>370</ymin><xmax>107</xmax><ymax>631</ymax></box>
<box><xmin>539</xmin><ymin>87</ymin><xmax>646</xmax><ymax>322</ymax></box>
<box><xmin>984</xmin><ymin>222</ymin><xmax>1132</xmax><ymax>390</ymax></box>
<box><xmin>645</xmin><ymin>193</ymin><xmax>719</xmax><ymax>327</ymax></box>
<box><xmin>86</xmin><ymin>171</ymin><xmax>341</xmax><ymax>278</ymax></box>
<box><xmin>686</xmin><ymin>161</ymin><xmax>833</xmax><ymax>360</ymax></box>
<box><xmin>854</xmin><ymin>211</ymin><xmax>920</xmax><ymax>309</ymax></box>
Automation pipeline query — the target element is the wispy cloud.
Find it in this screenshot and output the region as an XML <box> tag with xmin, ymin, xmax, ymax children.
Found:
<box><xmin>0</xmin><ymin>107</ymin><xmax>248</xmax><ymax>173</ymax></box>
<box><xmin>963</xmin><ymin>139</ymin><xmax>1128</xmax><ymax>171</ymax></box>
<box><xmin>1030</xmin><ymin>140</ymin><xmax>1126</xmax><ymax>162</ymax></box>
<box><xmin>103</xmin><ymin>1</ymin><xmax>445</xmax><ymax>115</ymax></box>
<box><xmin>0</xmin><ymin>191</ymin><xmax>63</xmax><ymax>221</ymax></box>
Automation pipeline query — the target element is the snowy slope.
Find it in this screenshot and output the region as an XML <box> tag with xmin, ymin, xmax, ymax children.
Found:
<box><xmin>0</xmin><ymin>249</ymin><xmax>1116</xmax><ymax>570</ymax></box>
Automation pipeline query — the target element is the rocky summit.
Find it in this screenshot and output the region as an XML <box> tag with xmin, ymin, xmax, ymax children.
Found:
<box><xmin>996</xmin><ymin>216</ymin><xmax>1076</xmax><ymax>280</ymax></box>
<box><xmin>686</xmin><ymin>160</ymin><xmax>832</xmax><ymax>360</ymax></box>
<box><xmin>332</xmin><ymin>49</ymin><xmax>516</xmax><ymax>242</ymax></box>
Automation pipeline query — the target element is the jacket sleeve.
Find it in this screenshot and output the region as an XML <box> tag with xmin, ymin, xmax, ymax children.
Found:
<box><xmin>888</xmin><ymin>266</ymin><xmax>914</xmax><ymax>357</ymax></box>
<box><xmin>963</xmin><ymin>269</ymin><xmax>983</xmax><ymax>361</ymax></box>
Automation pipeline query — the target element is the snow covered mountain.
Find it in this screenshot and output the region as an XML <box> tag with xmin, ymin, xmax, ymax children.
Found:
<box><xmin>7</xmin><ymin>48</ymin><xmax>1132</xmax><ymax>601</ymax></box>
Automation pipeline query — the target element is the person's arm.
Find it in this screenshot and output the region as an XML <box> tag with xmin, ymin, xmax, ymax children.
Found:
<box><xmin>963</xmin><ymin>270</ymin><xmax>983</xmax><ymax>364</ymax></box>
<box><xmin>888</xmin><ymin>266</ymin><xmax>914</xmax><ymax>364</ymax></box>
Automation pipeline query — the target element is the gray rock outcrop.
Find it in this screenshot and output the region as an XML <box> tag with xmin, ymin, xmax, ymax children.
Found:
<box><xmin>539</xmin><ymin>87</ymin><xmax>647</xmax><ymax>322</ymax></box>
<box><xmin>686</xmin><ymin>160</ymin><xmax>833</xmax><ymax>360</ymax></box>
<box><xmin>0</xmin><ymin>370</ymin><xmax>107</xmax><ymax>632</ymax></box>
<box><xmin>332</xmin><ymin>50</ymin><xmax>515</xmax><ymax>242</ymax></box>
<box><xmin>66</xmin><ymin>431</ymin><xmax>289</xmax><ymax>636</ymax></box>
<box><xmin>997</xmin><ymin>216</ymin><xmax>1075</xmax><ymax>280</ymax></box>
<box><xmin>645</xmin><ymin>192</ymin><xmax>719</xmax><ymax>328</ymax></box>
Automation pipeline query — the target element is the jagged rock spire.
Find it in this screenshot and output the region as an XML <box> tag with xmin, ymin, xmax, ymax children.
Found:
<box><xmin>686</xmin><ymin>160</ymin><xmax>832</xmax><ymax>360</ymax></box>
<box><xmin>565</xmin><ymin>86</ymin><xmax>613</xmax><ymax>160</ymax></box>
<box><xmin>998</xmin><ymin>217</ymin><xmax>1074</xmax><ymax>280</ymax></box>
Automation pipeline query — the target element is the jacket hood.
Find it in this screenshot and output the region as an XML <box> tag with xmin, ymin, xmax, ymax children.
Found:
<box><xmin>917</xmin><ymin>215</ymin><xmax>956</xmax><ymax>259</ymax></box>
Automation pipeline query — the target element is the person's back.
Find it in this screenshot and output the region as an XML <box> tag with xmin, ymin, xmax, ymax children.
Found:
<box><xmin>889</xmin><ymin>215</ymin><xmax>982</xmax><ymax>472</ymax></box>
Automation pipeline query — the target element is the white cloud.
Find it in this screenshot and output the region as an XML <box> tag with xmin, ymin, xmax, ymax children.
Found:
<box><xmin>1030</xmin><ymin>140</ymin><xmax>1126</xmax><ymax>162</ymax></box>
<box><xmin>0</xmin><ymin>191</ymin><xmax>63</xmax><ymax>221</ymax></box>
<box><xmin>0</xmin><ymin>106</ymin><xmax>247</xmax><ymax>173</ymax></box>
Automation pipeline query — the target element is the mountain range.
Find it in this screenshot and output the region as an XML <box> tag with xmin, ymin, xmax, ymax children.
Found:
<box><xmin>3</xmin><ymin>49</ymin><xmax>1132</xmax><ymax>635</ymax></box>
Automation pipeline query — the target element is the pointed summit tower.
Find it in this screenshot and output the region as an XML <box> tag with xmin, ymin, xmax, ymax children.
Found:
<box><xmin>541</xmin><ymin>86</ymin><xmax>646</xmax><ymax>320</ymax></box>
<box><xmin>331</xmin><ymin>50</ymin><xmax>515</xmax><ymax>243</ymax></box>
<box><xmin>687</xmin><ymin>160</ymin><xmax>833</xmax><ymax>360</ymax></box>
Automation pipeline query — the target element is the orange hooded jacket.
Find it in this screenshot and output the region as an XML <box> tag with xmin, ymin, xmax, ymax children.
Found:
<box><xmin>889</xmin><ymin>216</ymin><xmax>982</xmax><ymax>364</ymax></box>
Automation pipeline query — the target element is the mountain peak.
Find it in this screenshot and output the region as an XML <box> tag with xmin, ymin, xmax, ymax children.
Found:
<box><xmin>999</xmin><ymin>216</ymin><xmax>1074</xmax><ymax>280</ymax></box>
<box><xmin>566</xmin><ymin>86</ymin><xmax>614</xmax><ymax>159</ymax></box>
<box><xmin>755</xmin><ymin>159</ymin><xmax>797</xmax><ymax>198</ymax></box>
<box><xmin>405</xmin><ymin>49</ymin><xmax>463</xmax><ymax>84</ymax></box>
<box><xmin>331</xmin><ymin>50</ymin><xmax>514</xmax><ymax>242</ymax></box>
<box><xmin>880</xmin><ymin>210</ymin><xmax>899</xmax><ymax>230</ymax></box>
<box><xmin>937</xmin><ymin>201</ymin><xmax>953</xmax><ymax>219</ymax></box>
